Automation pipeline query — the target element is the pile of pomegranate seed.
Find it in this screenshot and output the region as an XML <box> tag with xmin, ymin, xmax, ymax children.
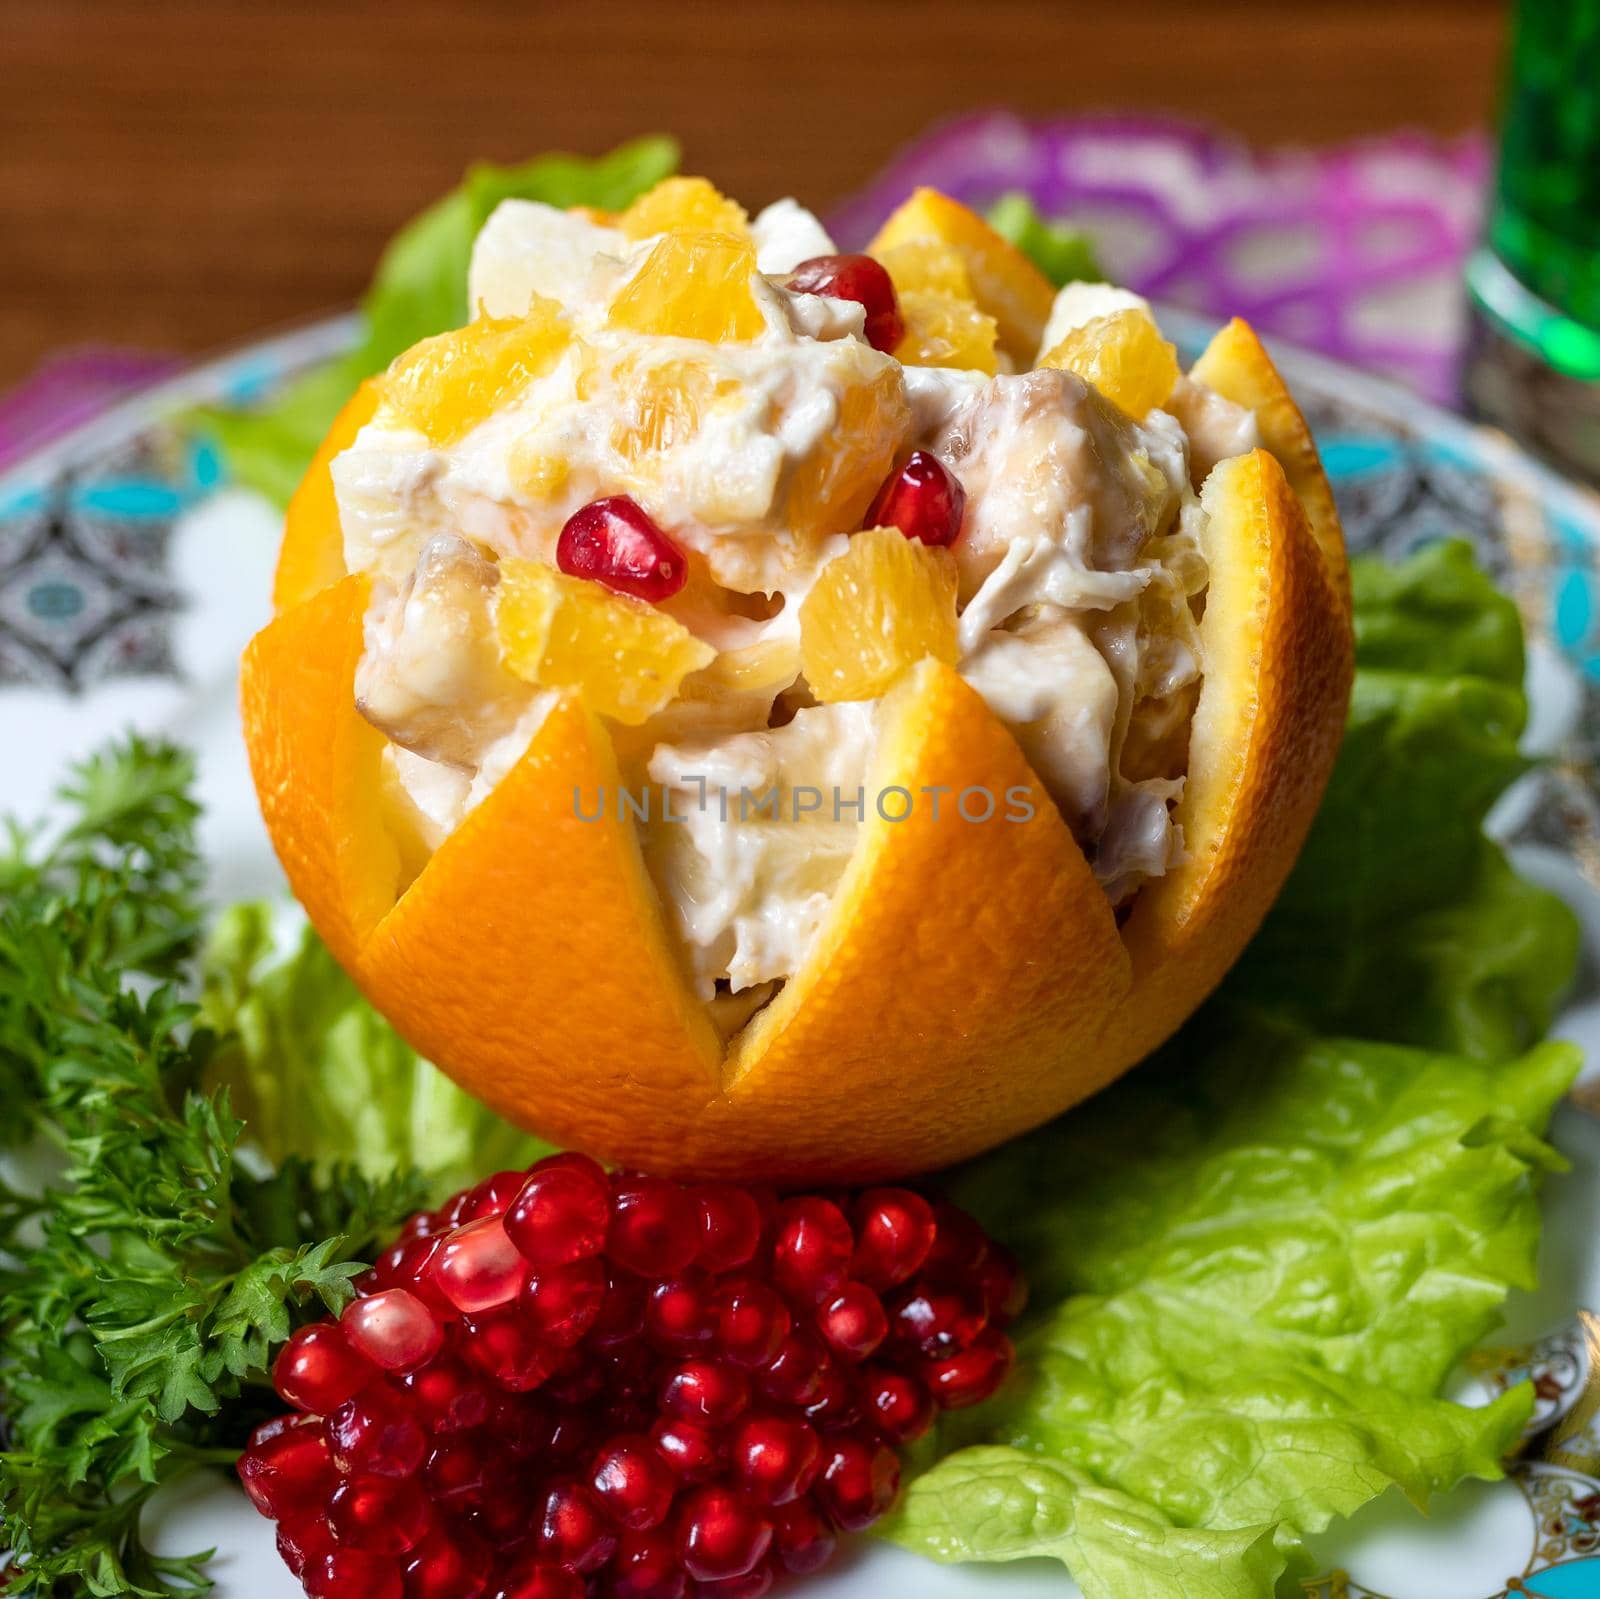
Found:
<box><xmin>557</xmin><ymin>496</ymin><xmax>689</xmax><ymax>602</ymax></box>
<box><xmin>785</xmin><ymin>255</ymin><xmax>905</xmax><ymax>354</ymax></box>
<box><xmin>865</xmin><ymin>451</ymin><xmax>967</xmax><ymax>549</ymax></box>
<box><xmin>240</xmin><ymin>1156</ymin><xmax>1023</xmax><ymax>1599</ymax></box>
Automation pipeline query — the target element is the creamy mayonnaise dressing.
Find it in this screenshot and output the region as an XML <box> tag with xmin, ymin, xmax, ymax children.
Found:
<box><xmin>338</xmin><ymin>202</ymin><xmax>1258</xmax><ymax>1017</ymax></box>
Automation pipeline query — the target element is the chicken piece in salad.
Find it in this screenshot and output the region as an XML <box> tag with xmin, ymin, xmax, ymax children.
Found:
<box><xmin>336</xmin><ymin>177</ymin><xmax>1261</xmax><ymax>1029</ymax></box>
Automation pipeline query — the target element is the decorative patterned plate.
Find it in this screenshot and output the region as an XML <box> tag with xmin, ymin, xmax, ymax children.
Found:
<box><xmin>1</xmin><ymin>312</ymin><xmax>1597</xmax><ymax>1599</ymax></box>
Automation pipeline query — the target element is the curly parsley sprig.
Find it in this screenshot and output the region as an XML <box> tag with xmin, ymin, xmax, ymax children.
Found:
<box><xmin>0</xmin><ymin>737</ymin><xmax>427</xmax><ymax>1597</ymax></box>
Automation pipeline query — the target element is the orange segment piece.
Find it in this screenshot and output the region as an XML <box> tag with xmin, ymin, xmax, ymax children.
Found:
<box><xmin>784</xmin><ymin>360</ymin><xmax>910</xmax><ymax>538</ymax></box>
<box><xmin>1039</xmin><ymin>308</ymin><xmax>1180</xmax><ymax>417</ymax></box>
<box><xmin>1191</xmin><ymin>317</ymin><xmax>1348</xmax><ymax>599</ymax></box>
<box><xmin>868</xmin><ymin>187</ymin><xmax>1055</xmax><ymax>365</ymax></box>
<box><xmin>383</xmin><ymin>296</ymin><xmax>569</xmax><ymax>445</ymax></box>
<box><xmin>706</xmin><ymin>661</ymin><xmax>1133</xmax><ymax>1182</ymax></box>
<box><xmin>240</xmin><ymin>574</ymin><xmax>402</xmax><ymax>971</ymax></box>
<box><xmin>358</xmin><ymin>695</ymin><xmax>723</xmax><ymax>1157</ymax></box>
<box><xmin>272</xmin><ymin>379</ymin><xmax>380</xmax><ymax>614</ymax></box>
<box><xmin>799</xmin><ymin>529</ymin><xmax>958</xmax><ymax>702</ymax></box>
<box><xmin>893</xmin><ymin>290</ymin><xmax>1000</xmax><ymax>374</ymax></box>
<box><xmin>496</xmin><ymin>561</ymin><xmax>715</xmax><ymax>725</ymax></box>
<box><xmin>608</xmin><ymin>232</ymin><xmax>767</xmax><ymax>344</ymax></box>
<box><xmin>618</xmin><ymin>176</ymin><xmax>749</xmax><ymax>241</ymax></box>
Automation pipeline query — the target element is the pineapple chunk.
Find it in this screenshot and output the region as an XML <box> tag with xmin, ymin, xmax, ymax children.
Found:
<box><xmin>1038</xmin><ymin>307</ymin><xmax>1180</xmax><ymax>418</ymax></box>
<box><xmin>799</xmin><ymin>528</ymin><xmax>959</xmax><ymax>702</ymax></box>
<box><xmin>619</xmin><ymin>176</ymin><xmax>750</xmax><ymax>241</ymax></box>
<box><xmin>608</xmin><ymin>232</ymin><xmax>767</xmax><ymax>343</ymax></box>
<box><xmin>496</xmin><ymin>561</ymin><xmax>714</xmax><ymax>725</ymax></box>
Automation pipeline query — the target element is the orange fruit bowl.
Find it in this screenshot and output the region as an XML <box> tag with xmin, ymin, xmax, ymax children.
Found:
<box><xmin>243</xmin><ymin>187</ymin><xmax>1352</xmax><ymax>1183</ymax></box>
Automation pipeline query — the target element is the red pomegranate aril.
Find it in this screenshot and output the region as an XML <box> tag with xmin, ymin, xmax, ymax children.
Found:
<box><xmin>864</xmin><ymin>452</ymin><xmax>966</xmax><ymax>548</ymax></box>
<box><xmin>695</xmin><ymin>1561</ymin><xmax>776</xmax><ymax>1599</ymax></box>
<box><xmin>801</xmin><ymin>1362</ymin><xmax>863</xmax><ymax>1433</ymax></box>
<box><xmin>239</xmin><ymin>1421</ymin><xmax>335</xmax><ymax>1519</ymax></box>
<box><xmin>326</xmin><ymin>1387</ymin><xmax>428</xmax><ymax>1479</ymax></box>
<box><xmin>785</xmin><ymin>253</ymin><xmax>904</xmax><ymax>353</ymax></box>
<box><xmin>922</xmin><ymin>1328</ymin><xmax>1015</xmax><ymax>1409</ymax></box>
<box><xmin>472</xmin><ymin>1471</ymin><xmax>540</xmax><ymax>1543</ymax></box>
<box><xmin>557</xmin><ymin>496</ymin><xmax>688</xmax><ymax>603</ymax></box>
<box><xmin>925</xmin><ymin>1199</ymin><xmax>990</xmax><ymax>1274</ymax></box>
<box><xmin>732</xmin><ymin>1415</ymin><xmax>820</xmax><ymax>1506</ymax></box>
<box><xmin>851</xmin><ymin>1189</ymin><xmax>937</xmax><ymax>1290</ymax></box>
<box><xmin>591</xmin><ymin>1432</ymin><xmax>678</xmax><ymax>1529</ymax></box>
<box><xmin>460</xmin><ymin>1307</ymin><xmax>558</xmax><ymax>1392</ymax></box>
<box><xmin>375</xmin><ymin>1234</ymin><xmax>457</xmax><ymax>1319</ymax></box>
<box><xmin>610</xmin><ymin>1526</ymin><xmax>688</xmax><ymax>1599</ymax></box>
<box><xmin>304</xmin><ymin>1547</ymin><xmax>403</xmax><ymax>1599</ymax></box>
<box><xmin>537</xmin><ymin>1477</ymin><xmax>620</xmax><ymax>1573</ymax></box>
<box><xmin>274</xmin><ymin>1323</ymin><xmax>374</xmax><ymax>1414</ymax></box>
<box><xmin>816</xmin><ymin>1283</ymin><xmax>889</xmax><ymax>1363</ymax></box>
<box><xmin>403</xmin><ymin>1356</ymin><xmax>492</xmax><ymax>1433</ymax></box>
<box><xmin>493</xmin><ymin>1558</ymin><xmax>586</xmax><ymax>1599</ymax></box>
<box><xmin>464</xmin><ymin>1169</ymin><xmax>534</xmax><ymax>1221</ymax></box>
<box><xmin>609</xmin><ymin>1176</ymin><xmax>701</xmax><ymax>1277</ymax></box>
<box><xmin>715</xmin><ymin>1280</ymin><xmax>792</xmax><ymax>1370</ymax></box>
<box><xmin>592</xmin><ymin>1265</ymin><xmax>649</xmax><ymax>1349</ymax></box>
<box><xmin>661</xmin><ymin>1359</ymin><xmax>750</xmax><ymax>1427</ymax></box>
<box><xmin>771</xmin><ymin>1499</ymin><xmax>836</xmax><ymax>1575</ymax></box>
<box><xmin>403</xmin><ymin>1529</ymin><xmax>491</xmax><ymax>1599</ymax></box>
<box><xmin>328</xmin><ymin>1475</ymin><xmax>432</xmax><ymax>1554</ymax></box>
<box><xmin>888</xmin><ymin>1281</ymin><xmax>988</xmax><ymax>1358</ymax></box>
<box><xmin>424</xmin><ymin>1436</ymin><xmax>488</xmax><ymax>1504</ymax></box>
<box><xmin>278</xmin><ymin>1518</ymin><xmax>336</xmax><ymax>1579</ymax></box>
<box><xmin>644</xmin><ymin>1272</ymin><xmax>717</xmax><ymax>1354</ymax></box>
<box><xmin>249</xmin><ymin>1412</ymin><xmax>298</xmax><ymax>1450</ymax></box>
<box><xmin>523</xmin><ymin>1256</ymin><xmax>608</xmax><ymax>1346</ymax></box>
<box><xmin>343</xmin><ymin>1289</ymin><xmax>445</xmax><ymax>1373</ymax></box>
<box><xmin>491</xmin><ymin>1392</ymin><xmax>553</xmax><ymax>1458</ymax></box>
<box><xmin>693</xmin><ymin>1185</ymin><xmax>767</xmax><ymax>1274</ymax></box>
<box><xmin>677</xmin><ymin>1486</ymin><xmax>773</xmax><ymax>1583</ymax></box>
<box><xmin>770</xmin><ymin>1198</ymin><xmax>853</xmax><ymax>1307</ymax></box>
<box><xmin>505</xmin><ymin>1155</ymin><xmax>611</xmax><ymax>1268</ymax></box>
<box><xmin>861</xmin><ymin>1366</ymin><xmax>935</xmax><ymax>1443</ymax></box>
<box><xmin>651</xmin><ymin>1416</ymin><xmax>726</xmax><ymax>1483</ymax></box>
<box><xmin>756</xmin><ymin>1330</ymin><xmax>830</xmax><ymax>1407</ymax></box>
<box><xmin>978</xmin><ymin>1245</ymin><xmax>1029</xmax><ymax>1324</ymax></box>
<box><xmin>431</xmin><ymin>1217</ymin><xmax>530</xmax><ymax>1314</ymax></box>
<box><xmin>816</xmin><ymin>1435</ymin><xmax>900</xmax><ymax>1531</ymax></box>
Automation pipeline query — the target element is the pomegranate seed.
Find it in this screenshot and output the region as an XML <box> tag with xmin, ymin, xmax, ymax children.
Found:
<box><xmin>402</xmin><ymin>1356</ymin><xmax>492</xmax><ymax>1432</ymax></box>
<box><xmin>715</xmin><ymin>1280</ymin><xmax>791</xmax><ymax>1369</ymax></box>
<box><xmin>816</xmin><ymin>1434</ymin><xmax>900</xmax><ymax>1531</ymax></box>
<box><xmin>491</xmin><ymin>1391</ymin><xmax>553</xmax><ymax>1457</ymax></box>
<box><xmin>326</xmin><ymin>1387</ymin><xmax>428</xmax><ymax>1479</ymax></box>
<box><xmin>611</xmin><ymin>1526</ymin><xmax>688</xmax><ymax>1599</ymax></box>
<box><xmin>459</xmin><ymin>1307</ymin><xmax>558</xmax><ymax>1391</ymax></box>
<box><xmin>374</xmin><ymin>1234</ymin><xmax>458</xmax><ymax>1319</ymax></box>
<box><xmin>398</xmin><ymin>1211</ymin><xmax>438</xmax><ymax>1242</ymax></box>
<box><xmin>862</xmin><ymin>1366</ymin><xmax>935</xmax><ymax>1443</ymax></box>
<box><xmin>592</xmin><ymin>1265</ymin><xmax>649</xmax><ymax>1349</ymax></box>
<box><xmin>328</xmin><ymin>1475</ymin><xmax>432</xmax><ymax>1554</ymax></box>
<box><xmin>978</xmin><ymin>1245</ymin><xmax>1028</xmax><ymax>1324</ymax></box>
<box><xmin>424</xmin><ymin>1436</ymin><xmax>488</xmax><ymax>1504</ymax></box>
<box><xmin>492</xmin><ymin>1558</ymin><xmax>586</xmax><ymax>1599</ymax></box>
<box><xmin>693</xmin><ymin>1185</ymin><xmax>767</xmax><ymax>1274</ymax></box>
<box><xmin>696</xmin><ymin>1563</ymin><xmax>776</xmax><ymax>1599</ymax></box>
<box><xmin>888</xmin><ymin>1281</ymin><xmax>988</xmax><ymax>1357</ymax></box>
<box><xmin>802</xmin><ymin>1361</ymin><xmax>863</xmax><ymax>1433</ymax></box>
<box><xmin>557</xmin><ymin>496</ymin><xmax>688</xmax><ymax>603</ymax></box>
<box><xmin>651</xmin><ymin>1416</ymin><xmax>726</xmax><ymax>1483</ymax></box>
<box><xmin>471</xmin><ymin>1470</ymin><xmax>541</xmax><ymax>1543</ymax></box>
<box><xmin>851</xmin><ymin>1189</ymin><xmax>937</xmax><ymax>1289</ymax></box>
<box><xmin>343</xmin><ymin>1289</ymin><xmax>445</xmax><ymax>1373</ymax></box>
<box><xmin>785</xmin><ymin>253</ymin><xmax>904</xmax><ymax>352</ymax></box>
<box><xmin>923</xmin><ymin>1328</ymin><xmax>1015</xmax><ymax>1409</ymax></box>
<box><xmin>771</xmin><ymin>1499</ymin><xmax>836</xmax><ymax>1574</ymax></box>
<box><xmin>816</xmin><ymin>1283</ymin><xmax>889</xmax><ymax>1363</ymax></box>
<box><xmin>925</xmin><ymin>1199</ymin><xmax>990</xmax><ymax>1274</ymax></box>
<box><xmin>661</xmin><ymin>1360</ymin><xmax>750</xmax><ymax>1427</ymax></box>
<box><xmin>771</xmin><ymin>1198</ymin><xmax>852</xmax><ymax>1306</ymax></box>
<box><xmin>677</xmin><ymin>1486</ymin><xmax>773</xmax><ymax>1583</ymax></box>
<box><xmin>609</xmin><ymin>1176</ymin><xmax>701</xmax><ymax>1277</ymax></box>
<box><xmin>731</xmin><ymin>1415</ymin><xmax>821</xmax><ymax>1505</ymax></box>
<box><xmin>304</xmin><ymin>1548</ymin><xmax>402</xmax><ymax>1599</ymax></box>
<box><xmin>248</xmin><ymin>1413</ymin><xmax>297</xmax><ymax>1449</ymax></box>
<box><xmin>277</xmin><ymin>1518</ymin><xmax>335</xmax><ymax>1578</ymax></box>
<box><xmin>646</xmin><ymin>1273</ymin><xmax>717</xmax><ymax>1353</ymax></box>
<box><xmin>756</xmin><ymin>1330</ymin><xmax>830</xmax><ymax>1407</ymax></box>
<box><xmin>464</xmin><ymin>1169</ymin><xmax>531</xmax><ymax>1221</ymax></box>
<box><xmin>523</xmin><ymin>1257</ymin><xmax>608</xmax><ymax>1346</ymax></box>
<box><xmin>505</xmin><ymin>1154</ymin><xmax>611</xmax><ymax>1267</ymax></box>
<box><xmin>431</xmin><ymin>1217</ymin><xmax>529</xmax><ymax>1314</ymax></box>
<box><xmin>438</xmin><ymin>1191</ymin><xmax>473</xmax><ymax>1230</ymax></box>
<box><xmin>591</xmin><ymin>1432</ymin><xmax>678</xmax><ymax>1529</ymax></box>
<box><xmin>536</xmin><ymin>1477</ymin><xmax>619</xmax><ymax>1573</ymax></box>
<box><xmin>864</xmin><ymin>452</ymin><xmax>966</xmax><ymax>548</ymax></box>
<box><xmin>238</xmin><ymin>1421</ymin><xmax>335</xmax><ymax>1519</ymax></box>
<box><xmin>403</xmin><ymin>1529</ymin><xmax>491</xmax><ymax>1599</ymax></box>
<box><xmin>274</xmin><ymin>1324</ymin><xmax>373</xmax><ymax>1414</ymax></box>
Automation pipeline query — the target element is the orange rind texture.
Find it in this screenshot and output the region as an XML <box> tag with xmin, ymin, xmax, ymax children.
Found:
<box><xmin>242</xmin><ymin>315</ymin><xmax>1353</xmax><ymax>1181</ymax></box>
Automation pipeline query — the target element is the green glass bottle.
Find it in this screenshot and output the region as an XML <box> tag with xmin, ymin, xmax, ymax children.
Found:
<box><xmin>1464</xmin><ymin>0</ymin><xmax>1600</xmax><ymax>481</ymax></box>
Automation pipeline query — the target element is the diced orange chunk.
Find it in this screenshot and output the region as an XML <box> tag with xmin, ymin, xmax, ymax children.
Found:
<box><xmin>618</xmin><ymin>176</ymin><xmax>750</xmax><ymax>241</ymax></box>
<box><xmin>876</xmin><ymin>239</ymin><xmax>975</xmax><ymax>300</ymax></box>
<box><xmin>608</xmin><ymin>233</ymin><xmax>767</xmax><ymax>343</ymax></box>
<box><xmin>894</xmin><ymin>289</ymin><xmax>999</xmax><ymax>374</ymax></box>
<box><xmin>383</xmin><ymin>296</ymin><xmax>568</xmax><ymax>445</ymax></box>
<box><xmin>496</xmin><ymin>561</ymin><xmax>714</xmax><ymax>725</ymax></box>
<box><xmin>1039</xmin><ymin>308</ymin><xmax>1180</xmax><ymax>418</ymax></box>
<box><xmin>800</xmin><ymin>528</ymin><xmax>959</xmax><ymax>702</ymax></box>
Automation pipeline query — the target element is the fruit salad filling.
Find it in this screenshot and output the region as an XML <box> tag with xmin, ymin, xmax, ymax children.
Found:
<box><xmin>335</xmin><ymin>178</ymin><xmax>1266</xmax><ymax>1013</ymax></box>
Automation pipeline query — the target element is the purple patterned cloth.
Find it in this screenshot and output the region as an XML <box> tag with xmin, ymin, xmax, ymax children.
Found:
<box><xmin>831</xmin><ymin>112</ymin><xmax>1490</xmax><ymax>403</ymax></box>
<box><xmin>0</xmin><ymin>348</ymin><xmax>181</xmax><ymax>472</ymax></box>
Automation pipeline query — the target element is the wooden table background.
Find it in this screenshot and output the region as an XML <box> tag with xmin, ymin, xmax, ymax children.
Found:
<box><xmin>1</xmin><ymin>0</ymin><xmax>1506</xmax><ymax>386</ymax></box>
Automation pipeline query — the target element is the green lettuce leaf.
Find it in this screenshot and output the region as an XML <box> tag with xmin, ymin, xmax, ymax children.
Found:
<box><xmin>986</xmin><ymin>193</ymin><xmax>1104</xmax><ymax>288</ymax></box>
<box><xmin>199</xmin><ymin>901</ymin><xmax>549</xmax><ymax>1203</ymax></box>
<box><xmin>884</xmin><ymin>542</ymin><xmax>1583</xmax><ymax>1599</ymax></box>
<box><xmin>193</xmin><ymin>137</ymin><xmax>679</xmax><ymax>504</ymax></box>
